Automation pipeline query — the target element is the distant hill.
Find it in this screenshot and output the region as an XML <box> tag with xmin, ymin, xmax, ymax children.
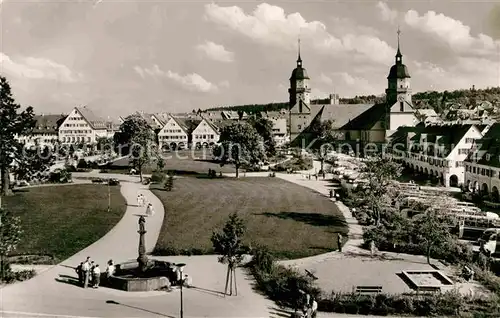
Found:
<box><xmin>204</xmin><ymin>87</ymin><xmax>500</xmax><ymax>115</ymax></box>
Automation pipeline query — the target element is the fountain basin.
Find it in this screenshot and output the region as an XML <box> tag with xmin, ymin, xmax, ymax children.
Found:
<box><xmin>108</xmin><ymin>259</ymin><xmax>177</xmax><ymax>292</ymax></box>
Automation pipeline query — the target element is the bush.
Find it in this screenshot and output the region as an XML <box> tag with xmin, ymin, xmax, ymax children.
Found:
<box><xmin>249</xmin><ymin>247</ymin><xmax>320</xmax><ymax>308</ymax></box>
<box><xmin>150</xmin><ymin>171</ymin><xmax>165</xmax><ymax>183</ymax></box>
<box><xmin>318</xmin><ymin>290</ymin><xmax>466</xmax><ymax>316</ymax></box>
<box><xmin>77</xmin><ymin>159</ymin><xmax>88</xmax><ymax>169</ymax></box>
<box><xmin>0</xmin><ymin>261</ymin><xmax>36</xmax><ymax>284</ymax></box>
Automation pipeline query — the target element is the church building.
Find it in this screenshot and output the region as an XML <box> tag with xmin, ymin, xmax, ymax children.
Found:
<box><xmin>288</xmin><ymin>30</ymin><xmax>417</xmax><ymax>151</ymax></box>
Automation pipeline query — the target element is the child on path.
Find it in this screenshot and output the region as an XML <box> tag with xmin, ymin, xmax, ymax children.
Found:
<box><xmin>92</xmin><ymin>264</ymin><xmax>101</xmax><ymax>288</ymax></box>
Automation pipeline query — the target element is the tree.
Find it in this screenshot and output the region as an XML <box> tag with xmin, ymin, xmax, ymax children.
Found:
<box><xmin>0</xmin><ymin>76</ymin><xmax>36</xmax><ymax>201</ymax></box>
<box><xmin>310</xmin><ymin>119</ymin><xmax>339</xmax><ymax>172</ymax></box>
<box><xmin>359</xmin><ymin>156</ymin><xmax>402</xmax><ymax>225</ymax></box>
<box><xmin>211</xmin><ymin>212</ymin><xmax>249</xmax><ymax>296</ymax></box>
<box><xmin>164</xmin><ymin>172</ymin><xmax>174</xmax><ymax>191</ymax></box>
<box><xmin>13</xmin><ymin>146</ymin><xmax>55</xmax><ymax>181</ymax></box>
<box><xmin>248</xmin><ymin>117</ymin><xmax>276</xmax><ymax>156</ymax></box>
<box><xmin>115</xmin><ymin>115</ymin><xmax>155</xmax><ymax>182</ymax></box>
<box><xmin>214</xmin><ymin>122</ymin><xmax>266</xmax><ymax>178</ymax></box>
<box><xmin>0</xmin><ymin>208</ymin><xmax>23</xmax><ymax>282</ymax></box>
<box><xmin>412</xmin><ymin>209</ymin><xmax>452</xmax><ymax>265</ymax></box>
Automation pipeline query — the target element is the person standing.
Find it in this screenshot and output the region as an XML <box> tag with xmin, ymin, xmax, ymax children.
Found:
<box><xmin>146</xmin><ymin>203</ymin><xmax>154</xmax><ymax>217</ymax></box>
<box><xmin>82</xmin><ymin>257</ymin><xmax>91</xmax><ymax>288</ymax></box>
<box><xmin>89</xmin><ymin>261</ymin><xmax>95</xmax><ymax>286</ymax></box>
<box><xmin>92</xmin><ymin>264</ymin><xmax>101</xmax><ymax>288</ymax></box>
<box><xmin>106</xmin><ymin>260</ymin><xmax>115</xmax><ymax>284</ymax></box>
<box><xmin>311</xmin><ymin>298</ymin><xmax>318</xmax><ymax>318</ymax></box>
<box><xmin>75</xmin><ymin>262</ymin><xmax>83</xmax><ymax>286</ymax></box>
<box><xmin>337</xmin><ymin>233</ymin><xmax>343</xmax><ymax>252</ymax></box>
<box><xmin>137</xmin><ymin>194</ymin><xmax>142</xmax><ymax>207</ymax></box>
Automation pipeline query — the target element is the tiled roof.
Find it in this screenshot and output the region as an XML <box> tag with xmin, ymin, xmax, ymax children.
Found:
<box><xmin>32</xmin><ymin>114</ymin><xmax>67</xmax><ymax>134</ymax></box>
<box><xmin>339</xmin><ymin>103</ymin><xmax>386</xmax><ymax>130</ymax></box>
<box><xmin>76</xmin><ymin>107</ymin><xmax>108</xmax><ymax>129</ymax></box>
<box><xmin>466</xmin><ymin>123</ymin><xmax>500</xmax><ymax>167</ymax></box>
<box><xmin>310</xmin><ymin>103</ymin><xmax>375</xmax><ymax>129</ymax></box>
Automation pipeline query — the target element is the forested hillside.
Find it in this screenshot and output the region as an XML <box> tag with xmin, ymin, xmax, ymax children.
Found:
<box><xmin>205</xmin><ymin>87</ymin><xmax>500</xmax><ymax>115</ymax></box>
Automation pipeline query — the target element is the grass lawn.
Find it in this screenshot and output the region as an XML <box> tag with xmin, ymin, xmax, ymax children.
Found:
<box><xmin>107</xmin><ymin>150</ymin><xmax>236</xmax><ymax>175</ymax></box>
<box><xmin>3</xmin><ymin>184</ymin><xmax>126</xmax><ymax>263</ymax></box>
<box><xmin>151</xmin><ymin>177</ymin><xmax>347</xmax><ymax>259</ymax></box>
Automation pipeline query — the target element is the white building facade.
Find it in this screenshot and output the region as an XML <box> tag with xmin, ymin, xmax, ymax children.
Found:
<box><xmin>191</xmin><ymin>118</ymin><xmax>220</xmax><ymax>149</ymax></box>
<box><xmin>391</xmin><ymin>124</ymin><xmax>484</xmax><ymax>187</ymax></box>
<box><xmin>158</xmin><ymin>117</ymin><xmax>189</xmax><ymax>150</ymax></box>
<box><xmin>58</xmin><ymin>107</ymin><xmax>112</xmax><ymax>145</ymax></box>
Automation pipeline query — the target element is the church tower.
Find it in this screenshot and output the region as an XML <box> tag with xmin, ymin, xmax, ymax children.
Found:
<box><xmin>288</xmin><ymin>39</ymin><xmax>312</xmax><ymax>142</ymax></box>
<box><xmin>385</xmin><ymin>28</ymin><xmax>415</xmax><ymax>134</ymax></box>
<box><xmin>288</xmin><ymin>40</ymin><xmax>311</xmax><ymax>107</ymax></box>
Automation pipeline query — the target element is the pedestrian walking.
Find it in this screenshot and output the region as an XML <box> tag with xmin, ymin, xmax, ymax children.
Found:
<box><xmin>82</xmin><ymin>257</ymin><xmax>91</xmax><ymax>288</ymax></box>
<box><xmin>146</xmin><ymin>203</ymin><xmax>154</xmax><ymax>217</ymax></box>
<box><xmin>75</xmin><ymin>262</ymin><xmax>83</xmax><ymax>286</ymax></box>
<box><xmin>337</xmin><ymin>233</ymin><xmax>343</xmax><ymax>252</ymax></box>
<box><xmin>92</xmin><ymin>264</ymin><xmax>101</xmax><ymax>288</ymax></box>
<box><xmin>315</xmin><ymin>174</ymin><xmax>318</xmax><ymax>181</ymax></box>
<box><xmin>106</xmin><ymin>260</ymin><xmax>115</xmax><ymax>278</ymax></box>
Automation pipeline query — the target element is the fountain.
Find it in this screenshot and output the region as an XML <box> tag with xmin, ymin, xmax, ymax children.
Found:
<box><xmin>107</xmin><ymin>215</ymin><xmax>180</xmax><ymax>292</ymax></box>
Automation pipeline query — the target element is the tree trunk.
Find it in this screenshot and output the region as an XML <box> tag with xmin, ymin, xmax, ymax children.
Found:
<box><xmin>229</xmin><ymin>267</ymin><xmax>233</xmax><ymax>296</ymax></box>
<box><xmin>235</xmin><ymin>163</ymin><xmax>239</xmax><ymax>178</ymax></box>
<box><xmin>224</xmin><ymin>265</ymin><xmax>230</xmax><ymax>296</ymax></box>
<box><xmin>320</xmin><ymin>159</ymin><xmax>324</xmax><ymax>173</ymax></box>
<box><xmin>233</xmin><ymin>267</ymin><xmax>238</xmax><ymax>296</ymax></box>
<box><xmin>1</xmin><ymin>165</ymin><xmax>12</xmax><ymax>197</ymax></box>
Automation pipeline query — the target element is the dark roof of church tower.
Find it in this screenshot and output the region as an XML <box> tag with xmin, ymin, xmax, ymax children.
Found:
<box><xmin>387</xmin><ymin>28</ymin><xmax>411</xmax><ymax>79</ymax></box>
<box><xmin>290</xmin><ymin>41</ymin><xmax>310</xmax><ymax>80</ymax></box>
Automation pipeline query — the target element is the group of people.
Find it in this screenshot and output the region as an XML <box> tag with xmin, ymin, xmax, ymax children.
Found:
<box><xmin>137</xmin><ymin>193</ymin><xmax>155</xmax><ymax>217</ymax></box>
<box><xmin>292</xmin><ymin>292</ymin><xmax>318</xmax><ymax>318</ymax></box>
<box><xmin>75</xmin><ymin>257</ymin><xmax>115</xmax><ymax>289</ymax></box>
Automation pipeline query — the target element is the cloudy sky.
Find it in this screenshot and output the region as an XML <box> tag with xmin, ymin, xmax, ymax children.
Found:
<box><xmin>1</xmin><ymin>0</ymin><xmax>499</xmax><ymax>117</ymax></box>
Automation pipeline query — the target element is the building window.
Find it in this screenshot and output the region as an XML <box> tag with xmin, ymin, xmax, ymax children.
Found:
<box><xmin>400</xmin><ymin>102</ymin><xmax>404</xmax><ymax>111</ymax></box>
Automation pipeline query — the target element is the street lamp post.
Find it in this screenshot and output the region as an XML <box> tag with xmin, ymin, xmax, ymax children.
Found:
<box><xmin>177</xmin><ymin>263</ymin><xmax>186</xmax><ymax>318</ymax></box>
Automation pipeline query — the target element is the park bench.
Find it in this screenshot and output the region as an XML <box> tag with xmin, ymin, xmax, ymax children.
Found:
<box><xmin>355</xmin><ymin>286</ymin><xmax>383</xmax><ymax>294</ymax></box>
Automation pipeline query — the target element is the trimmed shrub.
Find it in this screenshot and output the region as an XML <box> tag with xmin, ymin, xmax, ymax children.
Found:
<box><xmin>150</xmin><ymin>171</ymin><xmax>165</xmax><ymax>183</ymax></box>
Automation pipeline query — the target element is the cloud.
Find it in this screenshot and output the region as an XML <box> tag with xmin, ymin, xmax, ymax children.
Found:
<box><xmin>196</xmin><ymin>41</ymin><xmax>235</xmax><ymax>63</ymax></box>
<box><xmin>316</xmin><ymin>72</ymin><xmax>378</xmax><ymax>97</ymax></box>
<box><xmin>0</xmin><ymin>52</ymin><xmax>79</xmax><ymax>82</ymax></box>
<box><xmin>134</xmin><ymin>65</ymin><xmax>222</xmax><ymax>93</ymax></box>
<box><xmin>204</xmin><ymin>3</ymin><xmax>395</xmax><ymax>64</ymax></box>
<box><xmin>376</xmin><ymin>1</ymin><xmax>398</xmax><ymax>24</ymax></box>
<box><xmin>319</xmin><ymin>73</ymin><xmax>333</xmax><ymax>85</ymax></box>
<box><xmin>413</xmin><ymin>57</ymin><xmax>500</xmax><ymax>91</ymax></box>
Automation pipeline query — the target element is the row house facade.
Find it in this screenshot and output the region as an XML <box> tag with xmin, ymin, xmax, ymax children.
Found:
<box><xmin>157</xmin><ymin>117</ymin><xmax>191</xmax><ymax>150</ymax></box>
<box><xmin>464</xmin><ymin>123</ymin><xmax>500</xmax><ymax>201</ymax></box>
<box><xmin>59</xmin><ymin>107</ymin><xmax>117</xmax><ymax>145</ymax></box>
<box><xmin>17</xmin><ymin>114</ymin><xmax>67</xmax><ymax>149</ymax></box>
<box><xmin>191</xmin><ymin>117</ymin><xmax>220</xmax><ymax>149</ymax></box>
<box><xmin>389</xmin><ymin>123</ymin><xmax>486</xmax><ymax>187</ymax></box>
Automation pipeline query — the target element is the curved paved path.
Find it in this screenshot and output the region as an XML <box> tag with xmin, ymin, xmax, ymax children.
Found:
<box><xmin>0</xmin><ymin>173</ymin><xmax>276</xmax><ymax>318</ymax></box>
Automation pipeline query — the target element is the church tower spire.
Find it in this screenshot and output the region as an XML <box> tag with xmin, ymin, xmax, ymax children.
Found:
<box><xmin>396</xmin><ymin>26</ymin><xmax>403</xmax><ymax>64</ymax></box>
<box><xmin>297</xmin><ymin>38</ymin><xmax>302</xmax><ymax>67</ymax></box>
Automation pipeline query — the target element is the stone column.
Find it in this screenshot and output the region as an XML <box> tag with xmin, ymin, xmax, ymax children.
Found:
<box><xmin>137</xmin><ymin>215</ymin><xmax>148</xmax><ymax>273</ymax></box>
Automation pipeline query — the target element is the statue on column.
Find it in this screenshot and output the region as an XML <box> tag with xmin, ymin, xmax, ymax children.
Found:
<box><xmin>137</xmin><ymin>215</ymin><xmax>148</xmax><ymax>273</ymax></box>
